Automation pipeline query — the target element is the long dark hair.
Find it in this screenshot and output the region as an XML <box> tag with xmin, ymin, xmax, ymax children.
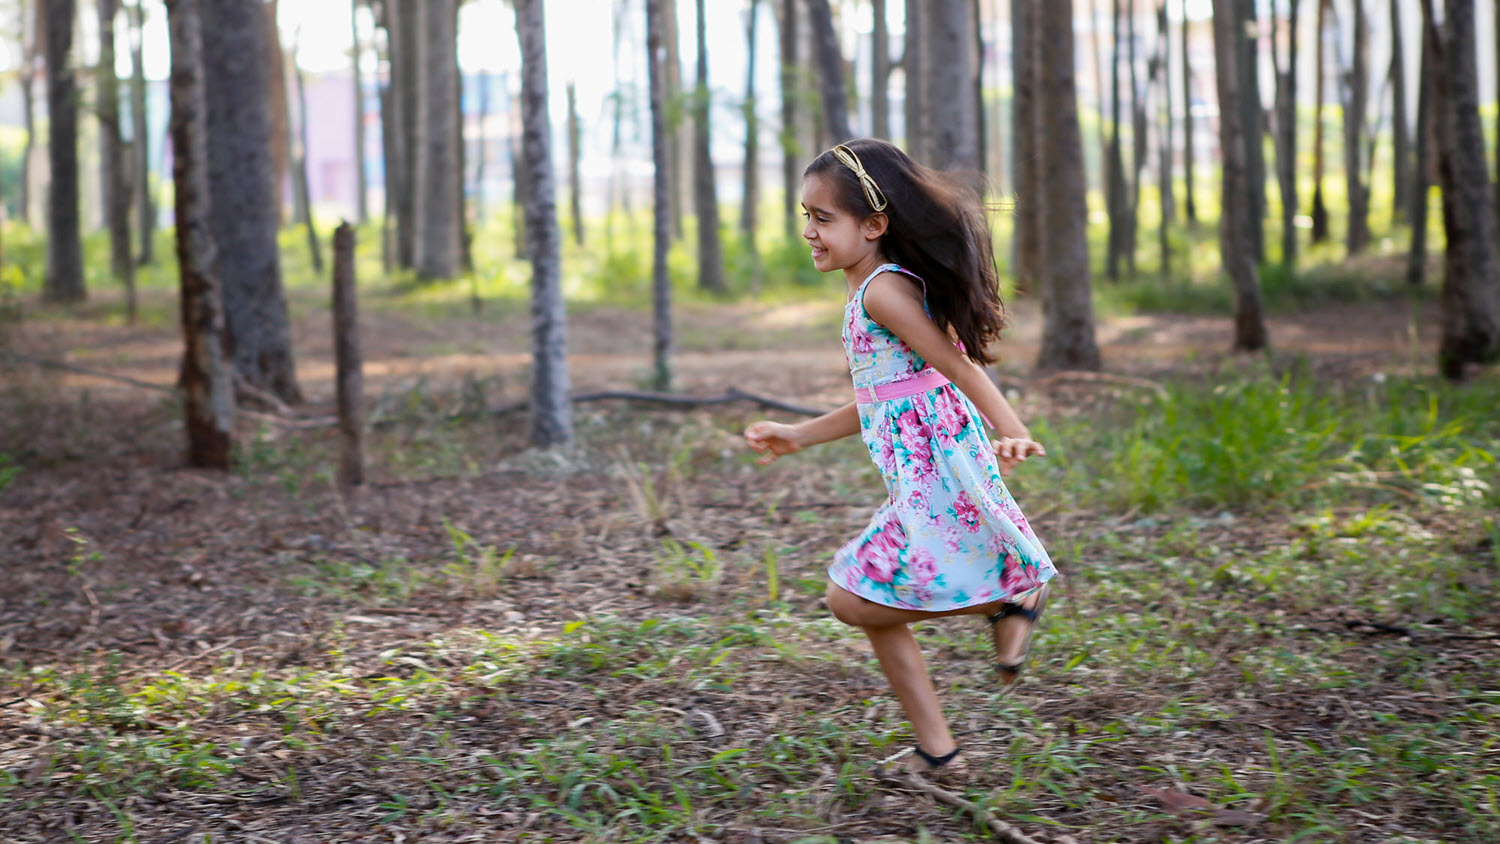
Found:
<box><xmin>805</xmin><ymin>138</ymin><xmax>1006</xmax><ymax>365</ymax></box>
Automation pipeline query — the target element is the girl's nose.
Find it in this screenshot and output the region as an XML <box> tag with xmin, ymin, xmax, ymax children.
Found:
<box><xmin>802</xmin><ymin>218</ymin><xmax>815</xmax><ymax>240</ymax></box>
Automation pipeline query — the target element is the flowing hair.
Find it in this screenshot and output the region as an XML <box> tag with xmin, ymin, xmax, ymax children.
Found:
<box><xmin>804</xmin><ymin>138</ymin><xmax>1007</xmax><ymax>365</ymax></box>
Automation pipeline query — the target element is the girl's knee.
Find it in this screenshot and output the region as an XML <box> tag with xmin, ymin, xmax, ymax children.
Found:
<box><xmin>824</xmin><ymin>582</ymin><xmax>866</xmax><ymax>627</ymax></box>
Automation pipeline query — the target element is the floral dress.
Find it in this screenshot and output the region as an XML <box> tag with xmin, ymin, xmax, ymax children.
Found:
<box><xmin>828</xmin><ymin>263</ymin><xmax>1057</xmax><ymax>611</ymax></box>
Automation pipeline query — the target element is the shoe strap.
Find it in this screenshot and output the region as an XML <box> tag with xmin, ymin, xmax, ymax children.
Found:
<box><xmin>988</xmin><ymin>603</ymin><xmax>1039</xmax><ymax>624</ymax></box>
<box><xmin>913</xmin><ymin>745</ymin><xmax>961</xmax><ymax>768</ymax></box>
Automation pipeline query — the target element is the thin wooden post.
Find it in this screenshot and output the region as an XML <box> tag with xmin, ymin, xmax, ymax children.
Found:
<box><xmin>332</xmin><ymin>222</ymin><xmax>364</xmax><ymax>488</ymax></box>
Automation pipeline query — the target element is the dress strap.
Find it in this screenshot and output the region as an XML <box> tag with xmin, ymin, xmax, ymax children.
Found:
<box><xmin>855</xmin><ymin>263</ymin><xmax>929</xmax><ymax>314</ymax></box>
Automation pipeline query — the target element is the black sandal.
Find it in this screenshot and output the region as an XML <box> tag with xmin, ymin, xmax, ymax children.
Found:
<box><xmin>875</xmin><ymin>744</ymin><xmax>963</xmax><ymax>779</ymax></box>
<box><xmin>988</xmin><ymin>581</ymin><xmax>1051</xmax><ymax>683</ymax></box>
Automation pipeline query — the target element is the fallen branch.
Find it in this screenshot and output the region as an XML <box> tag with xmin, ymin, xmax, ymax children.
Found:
<box><xmin>882</xmin><ymin>770</ymin><xmax>1070</xmax><ymax>844</ymax></box>
<box><xmin>1</xmin><ymin>349</ymin><xmax>173</xmax><ymax>393</ymax></box>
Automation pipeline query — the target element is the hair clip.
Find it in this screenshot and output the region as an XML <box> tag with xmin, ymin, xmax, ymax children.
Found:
<box><xmin>831</xmin><ymin>144</ymin><xmax>888</xmax><ymax>212</ymax></box>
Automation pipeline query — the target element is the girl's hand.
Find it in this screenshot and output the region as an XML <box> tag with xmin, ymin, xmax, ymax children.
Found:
<box><xmin>992</xmin><ymin>437</ymin><xmax>1045</xmax><ymax>476</ymax></box>
<box><xmin>745</xmin><ymin>421</ymin><xmax>806</xmax><ymax>465</ymax></box>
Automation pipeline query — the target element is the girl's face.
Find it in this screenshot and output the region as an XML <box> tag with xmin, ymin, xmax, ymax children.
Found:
<box><xmin>801</xmin><ymin>173</ymin><xmax>883</xmax><ymax>275</ymax></box>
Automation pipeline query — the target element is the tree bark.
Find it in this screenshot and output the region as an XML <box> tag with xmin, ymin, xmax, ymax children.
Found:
<box><xmin>43</xmin><ymin>0</ymin><xmax>85</xmax><ymax>303</ymax></box>
<box><xmin>567</xmin><ymin>81</ymin><xmax>585</xmax><ymax>246</ymax></box>
<box><xmin>165</xmin><ymin>0</ymin><xmax>234</xmax><ymax>469</ymax></box>
<box><xmin>1126</xmin><ymin>0</ymin><xmax>1145</xmax><ymax>275</ymax></box>
<box><xmin>20</xmin><ymin>0</ymin><xmax>38</xmax><ymax>227</ymax></box>
<box><xmin>1310</xmin><ymin>0</ymin><xmax>1330</xmax><ymax>243</ymax></box>
<box><xmin>692</xmin><ymin>0</ymin><xmax>726</xmax><ymax>294</ymax></box>
<box><xmin>806</xmin><ymin>0</ymin><xmax>851</xmax><ymax>143</ymax></box>
<box><xmin>1237</xmin><ymin>0</ymin><xmax>1266</xmax><ymax>262</ymax></box>
<box><xmin>389</xmin><ymin>0</ymin><xmax>420</xmax><ymax>269</ymax></box>
<box><xmin>98</xmin><ymin>0</ymin><xmax>136</xmax><ymax>320</ymax></box>
<box><xmin>664</xmin><ymin>0</ymin><xmax>686</xmax><ymax>240</ymax></box>
<box><xmin>374</xmin><ymin>0</ymin><xmax>398</xmax><ymax>271</ymax></box>
<box><xmin>1105</xmin><ymin>0</ymin><xmax>1127</xmax><ymax>281</ymax></box>
<box><xmin>415</xmin><ymin>0</ymin><xmax>461</xmax><ymax>279</ymax></box>
<box><xmin>203</xmin><ymin>0</ymin><xmax>301</xmax><ymax>402</ymax></box>
<box><xmin>129</xmin><ymin>0</ymin><xmax>155</xmax><ymax>264</ymax></box>
<box><xmin>1274</xmin><ymin>0</ymin><xmax>1300</xmax><ymax>267</ymax></box>
<box><xmin>351</xmin><ymin>0</ymin><xmax>369</xmax><ymax>224</ymax></box>
<box><xmin>1406</xmin><ymin>14</ymin><xmax>1432</xmax><ymax>288</ymax></box>
<box><xmin>1010</xmin><ymin>0</ymin><xmax>1040</xmax><ymax>293</ymax></box>
<box><xmin>266</xmin><ymin>0</ymin><xmax>288</xmax><ymax>225</ymax></box>
<box><xmin>515</xmin><ymin>0</ymin><xmax>573</xmax><ymax>446</ymax></box>
<box><xmin>1155</xmin><ymin>1</ymin><xmax>1173</xmax><ymax>278</ymax></box>
<box><xmin>1179</xmin><ymin>0</ymin><xmax>1196</xmax><ymax>223</ymax></box>
<box><xmin>1035</xmin><ymin>0</ymin><xmax>1101</xmax><ymax>372</ymax></box>
<box><xmin>742</xmin><ymin>0</ymin><xmax>763</xmax><ymax>295</ymax></box>
<box><xmin>1343</xmin><ymin>0</ymin><xmax>1370</xmax><ymax>254</ymax></box>
<box><xmin>905</xmin><ymin>0</ymin><xmax>926</xmax><ymax>161</ymax></box>
<box><xmin>871</xmin><ymin>0</ymin><xmax>889</xmax><ymax>139</ymax></box>
<box><xmin>779</xmin><ymin>0</ymin><xmax>800</xmax><ymax>237</ymax></box>
<box><xmin>1422</xmin><ymin>0</ymin><xmax>1500</xmax><ymax>379</ymax></box>
<box><xmin>1211</xmin><ymin>0</ymin><xmax>1268</xmax><ymax>351</ymax></box>
<box><xmin>1388</xmin><ymin>0</ymin><xmax>1410</xmax><ymax>222</ymax></box>
<box><xmin>649</xmin><ymin>0</ymin><xmax>674</xmax><ymax>390</ymax></box>
<box><xmin>331</xmin><ymin>223</ymin><xmax>363</xmax><ymax>487</ymax></box>
<box><xmin>924</xmin><ymin>0</ymin><xmax>979</xmax><ymax>171</ymax></box>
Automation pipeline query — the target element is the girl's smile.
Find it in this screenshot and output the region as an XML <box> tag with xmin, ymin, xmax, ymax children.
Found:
<box><xmin>800</xmin><ymin>173</ymin><xmax>887</xmax><ymax>288</ymax></box>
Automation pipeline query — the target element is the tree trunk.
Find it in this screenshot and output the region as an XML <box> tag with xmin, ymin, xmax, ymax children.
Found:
<box><xmin>925</xmin><ymin>0</ymin><xmax>979</xmax><ymax>170</ymax></box>
<box><xmin>1105</xmin><ymin>0</ymin><xmax>1126</xmax><ymax>281</ymax></box>
<box><xmin>742</xmin><ymin>0</ymin><xmax>763</xmax><ymax>295</ymax></box>
<box><xmin>129</xmin><ymin>0</ymin><xmax>155</xmax><ymax>264</ymax></box>
<box><xmin>203</xmin><ymin>0</ymin><xmax>301</xmax><ymax>402</ymax></box>
<box><xmin>266</xmin><ymin>0</ymin><xmax>288</xmax><ymax>225</ymax></box>
<box><xmin>871</xmin><ymin>0</ymin><xmax>889</xmax><ymax>139</ymax></box>
<box><xmin>664</xmin><ymin>0</ymin><xmax>686</xmax><ymax>240</ymax></box>
<box><xmin>1179</xmin><ymin>0</ymin><xmax>1196</xmax><ymax>223</ymax></box>
<box><xmin>1126</xmin><ymin>0</ymin><xmax>1145</xmax><ymax>275</ymax></box>
<box><xmin>98</xmin><ymin>0</ymin><xmax>136</xmax><ymax>320</ymax></box>
<box><xmin>1387</xmin><ymin>0</ymin><xmax>1410</xmax><ymax>221</ymax></box>
<box><xmin>779</xmin><ymin>0</ymin><xmax>800</xmax><ymax>237</ymax></box>
<box><xmin>515</xmin><ymin>0</ymin><xmax>573</xmax><ymax>445</ymax></box>
<box><xmin>291</xmin><ymin>51</ymin><xmax>323</xmax><ymax>274</ymax></box>
<box><xmin>905</xmin><ymin>0</ymin><xmax>926</xmax><ymax>161</ymax></box>
<box><xmin>1237</xmin><ymin>0</ymin><xmax>1266</xmax><ymax>262</ymax></box>
<box><xmin>1343</xmin><ymin>0</ymin><xmax>1370</xmax><ymax>254</ymax></box>
<box><xmin>1407</xmin><ymin>14</ymin><xmax>1432</xmax><ymax>288</ymax></box>
<box><xmin>43</xmin><ymin>0</ymin><xmax>85</xmax><ymax>303</ymax></box>
<box><xmin>566</xmin><ymin>81</ymin><xmax>584</xmax><ymax>246</ymax></box>
<box><xmin>1423</xmin><ymin>0</ymin><xmax>1500</xmax><ymax>379</ymax></box>
<box><xmin>1010</xmin><ymin>0</ymin><xmax>1040</xmax><ymax>293</ymax></box>
<box><xmin>331</xmin><ymin>223</ymin><xmax>363</xmax><ymax>488</ymax></box>
<box><xmin>1035</xmin><ymin>0</ymin><xmax>1101</xmax><ymax>372</ymax></box>
<box><xmin>806</xmin><ymin>0</ymin><xmax>851</xmax><ymax>143</ymax></box>
<box><xmin>20</xmin><ymin>0</ymin><xmax>38</xmax><ymax>227</ymax></box>
<box><xmin>166</xmin><ymin>0</ymin><xmax>234</xmax><ymax>469</ymax></box>
<box><xmin>693</xmin><ymin>0</ymin><xmax>727</xmax><ymax>295</ymax></box>
<box><xmin>1155</xmin><ymin>1</ymin><xmax>1173</xmax><ymax>278</ymax></box>
<box><xmin>648</xmin><ymin>0</ymin><xmax>674</xmax><ymax>391</ymax></box>
<box><xmin>374</xmin><ymin>0</ymin><xmax>398</xmax><ymax>271</ymax></box>
<box><xmin>1274</xmin><ymin>0</ymin><xmax>1300</xmax><ymax>267</ymax></box>
<box><xmin>389</xmin><ymin>0</ymin><xmax>420</xmax><ymax>269</ymax></box>
<box><xmin>351</xmin><ymin>0</ymin><xmax>369</xmax><ymax>224</ymax></box>
<box><xmin>414</xmin><ymin>0</ymin><xmax>461</xmax><ymax>279</ymax></box>
<box><xmin>1211</xmin><ymin>0</ymin><xmax>1268</xmax><ymax>351</ymax></box>
<box><xmin>1310</xmin><ymin>0</ymin><xmax>1330</xmax><ymax>243</ymax></box>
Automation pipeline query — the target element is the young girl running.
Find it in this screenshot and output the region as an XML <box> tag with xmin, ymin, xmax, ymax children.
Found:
<box><xmin>745</xmin><ymin>139</ymin><xmax>1056</xmax><ymax>776</ymax></box>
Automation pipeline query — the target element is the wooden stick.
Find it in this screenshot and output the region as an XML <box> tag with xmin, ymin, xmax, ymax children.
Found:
<box><xmin>331</xmin><ymin>221</ymin><xmax>364</xmax><ymax>488</ymax></box>
<box><xmin>882</xmin><ymin>770</ymin><xmax>1070</xmax><ymax>844</ymax></box>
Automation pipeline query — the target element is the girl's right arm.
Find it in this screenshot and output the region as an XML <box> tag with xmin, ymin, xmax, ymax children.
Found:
<box><xmin>744</xmin><ymin>401</ymin><xmax>860</xmax><ymax>464</ymax></box>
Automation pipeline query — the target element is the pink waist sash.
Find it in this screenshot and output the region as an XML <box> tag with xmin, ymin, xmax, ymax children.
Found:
<box><xmin>854</xmin><ymin>368</ymin><xmax>951</xmax><ymax>403</ymax></box>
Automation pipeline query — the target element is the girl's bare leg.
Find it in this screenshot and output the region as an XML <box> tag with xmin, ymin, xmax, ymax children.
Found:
<box><xmin>862</xmin><ymin>622</ymin><xmax>956</xmax><ymax>769</ymax></box>
<box><xmin>825</xmin><ymin>580</ymin><xmax>1041</xmax><ymax>665</ymax></box>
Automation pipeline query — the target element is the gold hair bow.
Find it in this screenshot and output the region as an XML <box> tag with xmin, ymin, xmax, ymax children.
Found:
<box><xmin>831</xmin><ymin>144</ymin><xmax>888</xmax><ymax>212</ymax></box>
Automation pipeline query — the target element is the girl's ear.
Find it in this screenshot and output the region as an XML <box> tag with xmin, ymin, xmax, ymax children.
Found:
<box><xmin>863</xmin><ymin>212</ymin><xmax>889</xmax><ymax>241</ymax></box>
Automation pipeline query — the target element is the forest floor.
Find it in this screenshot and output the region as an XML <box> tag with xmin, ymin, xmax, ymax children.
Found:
<box><xmin>1</xmin><ymin>281</ymin><xmax>1497</xmax><ymax>843</ymax></box>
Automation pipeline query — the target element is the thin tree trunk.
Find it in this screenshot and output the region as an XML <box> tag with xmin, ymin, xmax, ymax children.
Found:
<box><xmin>567</xmin><ymin>82</ymin><xmax>584</xmax><ymax>246</ymax></box>
<box><xmin>455</xmin><ymin>7</ymin><xmax>471</xmax><ymax>275</ymax></box>
<box><xmin>43</xmin><ymin>0</ymin><xmax>84</xmax><ymax>303</ymax></box>
<box><xmin>1238</xmin><ymin>0</ymin><xmax>1266</xmax><ymax>261</ymax></box>
<box><xmin>693</xmin><ymin>0</ymin><xmax>726</xmax><ymax>294</ymax></box>
<box><xmin>1088</xmin><ymin>0</ymin><xmax>1109</xmax><ymax>200</ymax></box>
<box><xmin>649</xmin><ymin>0</ymin><xmax>674</xmax><ymax>390</ymax></box>
<box><xmin>266</xmin><ymin>0</ymin><xmax>288</xmax><ymax>225</ymax></box>
<box><xmin>926</xmin><ymin>0</ymin><xmax>979</xmax><ymax>170</ymax></box>
<box><xmin>1310</xmin><ymin>0</ymin><xmax>1330</xmax><ymax>243</ymax></box>
<box><xmin>391</xmin><ymin>0</ymin><xmax>420</xmax><ymax>269</ymax></box>
<box><xmin>291</xmin><ymin>50</ymin><xmax>323</xmax><ymax>274</ymax></box>
<box><xmin>20</xmin><ymin>0</ymin><xmax>37</xmax><ymax>227</ymax></box>
<box><xmin>1179</xmin><ymin>0</ymin><xmax>1196</xmax><ymax>223</ymax></box>
<box><xmin>351</xmin><ymin>0</ymin><xmax>369</xmax><ymax>224</ymax></box>
<box><xmin>1106</xmin><ymin>0</ymin><xmax>1126</xmax><ymax>281</ymax></box>
<box><xmin>331</xmin><ymin>223</ymin><xmax>363</xmax><ymax>488</ymax></box>
<box><xmin>1388</xmin><ymin>0</ymin><xmax>1410</xmax><ymax>221</ymax></box>
<box><xmin>515</xmin><ymin>0</ymin><xmax>573</xmax><ymax>446</ymax></box>
<box><xmin>1035</xmin><ymin>0</ymin><xmax>1101</xmax><ymax>372</ymax></box>
<box><xmin>1010</xmin><ymin>0</ymin><xmax>1039</xmax><ymax>293</ymax></box>
<box><xmin>1126</xmin><ymin>0</ymin><xmax>1144</xmax><ymax>275</ymax></box>
<box><xmin>1422</xmin><ymin>0</ymin><xmax>1500</xmax><ymax>379</ymax></box>
<box><xmin>664</xmin><ymin>0</ymin><xmax>686</xmax><ymax>239</ymax></box>
<box><xmin>779</xmin><ymin>0</ymin><xmax>800</xmax><ymax>237</ymax></box>
<box><xmin>166</xmin><ymin>0</ymin><xmax>234</xmax><ymax>469</ymax></box>
<box><xmin>807</xmin><ymin>0</ymin><xmax>851</xmax><ymax>143</ymax></box>
<box><xmin>1211</xmin><ymin>0</ymin><xmax>1268</xmax><ymax>351</ymax></box>
<box><xmin>1275</xmin><ymin>0</ymin><xmax>1300</xmax><ymax>267</ymax></box>
<box><xmin>872</xmin><ymin>0</ymin><xmax>889</xmax><ymax>139</ymax></box>
<box><xmin>1407</xmin><ymin>15</ymin><xmax>1432</xmax><ymax>287</ymax></box>
<box><xmin>415</xmin><ymin>0</ymin><xmax>461</xmax><ymax>279</ymax></box>
<box><xmin>203</xmin><ymin>0</ymin><xmax>301</xmax><ymax>402</ymax></box>
<box><xmin>129</xmin><ymin>0</ymin><xmax>154</xmax><ymax>264</ymax></box>
<box><xmin>905</xmin><ymin>0</ymin><xmax>925</xmax><ymax>161</ymax></box>
<box><xmin>375</xmin><ymin>1</ymin><xmax>397</xmax><ymax>272</ymax></box>
<box><xmin>742</xmin><ymin>0</ymin><xmax>763</xmax><ymax>295</ymax></box>
<box><xmin>1343</xmin><ymin>0</ymin><xmax>1370</xmax><ymax>254</ymax></box>
<box><xmin>98</xmin><ymin>0</ymin><xmax>136</xmax><ymax>320</ymax></box>
<box><xmin>1155</xmin><ymin>1</ymin><xmax>1173</xmax><ymax>279</ymax></box>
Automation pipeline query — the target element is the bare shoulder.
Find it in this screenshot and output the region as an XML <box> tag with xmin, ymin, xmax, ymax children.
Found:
<box><xmin>861</xmin><ymin>271</ymin><xmax>925</xmax><ymax>323</ymax></box>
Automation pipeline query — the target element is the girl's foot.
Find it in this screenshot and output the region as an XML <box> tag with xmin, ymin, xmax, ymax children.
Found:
<box><xmin>876</xmin><ymin>744</ymin><xmax>964</xmax><ymax>780</ymax></box>
<box><xmin>988</xmin><ymin>582</ymin><xmax>1051</xmax><ymax>684</ymax></box>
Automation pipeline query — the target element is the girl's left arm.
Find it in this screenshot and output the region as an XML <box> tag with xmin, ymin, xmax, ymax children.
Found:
<box><xmin>862</xmin><ymin>276</ymin><xmax>1041</xmax><ymax>463</ymax></box>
